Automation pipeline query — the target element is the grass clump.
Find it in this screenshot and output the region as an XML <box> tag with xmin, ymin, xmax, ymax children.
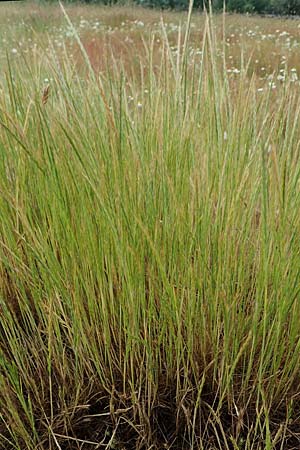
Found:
<box><xmin>0</xmin><ymin>4</ymin><xmax>300</xmax><ymax>450</ymax></box>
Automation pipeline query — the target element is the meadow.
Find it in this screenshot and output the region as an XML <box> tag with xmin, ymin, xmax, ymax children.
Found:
<box><xmin>1</xmin><ymin>2</ymin><xmax>300</xmax><ymax>449</ymax></box>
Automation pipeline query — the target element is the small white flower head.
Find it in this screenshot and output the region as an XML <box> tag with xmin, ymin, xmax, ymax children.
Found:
<box><xmin>11</xmin><ymin>48</ymin><xmax>18</xmax><ymax>54</ymax></box>
<box><xmin>223</xmin><ymin>131</ymin><xmax>228</xmax><ymax>141</ymax></box>
<box><xmin>291</xmin><ymin>73</ymin><xmax>298</xmax><ymax>82</ymax></box>
<box><xmin>137</xmin><ymin>102</ymin><xmax>142</xmax><ymax>109</ymax></box>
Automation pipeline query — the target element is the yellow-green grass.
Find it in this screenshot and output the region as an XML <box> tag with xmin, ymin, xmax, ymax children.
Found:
<box><xmin>1</xmin><ymin>3</ymin><xmax>300</xmax><ymax>450</ymax></box>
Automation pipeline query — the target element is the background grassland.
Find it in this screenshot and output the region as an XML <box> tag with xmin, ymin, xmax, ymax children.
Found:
<box><xmin>1</xmin><ymin>3</ymin><xmax>300</xmax><ymax>449</ymax></box>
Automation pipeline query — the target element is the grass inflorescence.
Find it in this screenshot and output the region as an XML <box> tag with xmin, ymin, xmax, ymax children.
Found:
<box><xmin>0</xmin><ymin>3</ymin><xmax>300</xmax><ymax>450</ymax></box>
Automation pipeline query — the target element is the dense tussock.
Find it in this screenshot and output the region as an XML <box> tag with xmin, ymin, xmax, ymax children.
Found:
<box><xmin>1</xmin><ymin>3</ymin><xmax>300</xmax><ymax>449</ymax></box>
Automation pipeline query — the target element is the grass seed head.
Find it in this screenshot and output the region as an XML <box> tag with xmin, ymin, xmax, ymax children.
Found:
<box><xmin>42</xmin><ymin>84</ymin><xmax>50</xmax><ymax>105</ymax></box>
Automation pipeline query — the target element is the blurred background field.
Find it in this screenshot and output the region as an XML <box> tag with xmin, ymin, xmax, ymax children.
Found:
<box><xmin>2</xmin><ymin>2</ymin><xmax>300</xmax><ymax>83</ymax></box>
